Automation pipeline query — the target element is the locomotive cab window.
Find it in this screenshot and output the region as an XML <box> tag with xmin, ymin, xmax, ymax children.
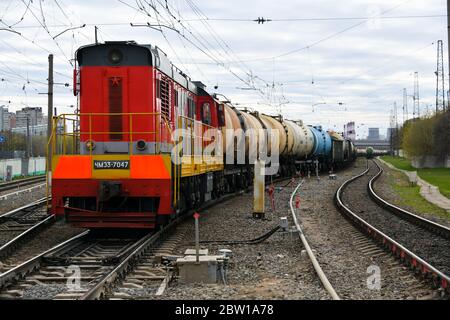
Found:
<box><xmin>202</xmin><ymin>102</ymin><xmax>211</xmax><ymax>125</ymax></box>
<box><xmin>217</xmin><ymin>104</ymin><xmax>225</xmax><ymax>127</ymax></box>
<box><xmin>187</xmin><ymin>97</ymin><xmax>195</xmax><ymax>119</ymax></box>
<box><xmin>174</xmin><ymin>89</ymin><xmax>178</xmax><ymax>108</ymax></box>
<box><xmin>156</xmin><ymin>79</ymin><xmax>161</xmax><ymax>99</ymax></box>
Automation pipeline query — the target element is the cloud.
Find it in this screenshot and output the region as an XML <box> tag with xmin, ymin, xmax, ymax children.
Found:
<box><xmin>0</xmin><ymin>0</ymin><xmax>446</xmax><ymax>137</ymax></box>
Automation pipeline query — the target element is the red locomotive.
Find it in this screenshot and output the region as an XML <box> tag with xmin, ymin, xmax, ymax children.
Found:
<box><xmin>50</xmin><ymin>41</ymin><xmax>224</xmax><ymax>228</ymax></box>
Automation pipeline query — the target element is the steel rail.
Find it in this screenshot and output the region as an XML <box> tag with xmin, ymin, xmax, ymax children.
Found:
<box><xmin>0</xmin><ymin>231</ymin><xmax>90</xmax><ymax>289</ymax></box>
<box><xmin>80</xmin><ymin>227</ymin><xmax>168</xmax><ymax>299</ymax></box>
<box><xmin>290</xmin><ymin>179</ymin><xmax>340</xmax><ymax>300</ymax></box>
<box><xmin>335</xmin><ymin>161</ymin><xmax>450</xmax><ymax>294</ymax></box>
<box><xmin>0</xmin><ymin>215</ymin><xmax>55</xmax><ymax>260</ymax></box>
<box><xmin>0</xmin><ymin>198</ymin><xmax>53</xmax><ymax>259</ymax></box>
<box><xmin>0</xmin><ymin>183</ymin><xmax>46</xmax><ymax>201</ymax></box>
<box><xmin>369</xmin><ymin>159</ymin><xmax>450</xmax><ymax>240</ymax></box>
<box><xmin>0</xmin><ymin>197</ymin><xmax>48</xmax><ymax>219</ymax></box>
<box><xmin>80</xmin><ymin>183</ymin><xmax>278</xmax><ymax>300</ymax></box>
<box><xmin>0</xmin><ymin>177</ymin><xmax>296</xmax><ymax>299</ymax></box>
<box><xmin>0</xmin><ymin>176</ymin><xmax>46</xmax><ymax>193</ymax></box>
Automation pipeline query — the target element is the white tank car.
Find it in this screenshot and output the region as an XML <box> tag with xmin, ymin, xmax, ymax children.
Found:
<box><xmin>283</xmin><ymin>120</ymin><xmax>314</xmax><ymax>158</ymax></box>
<box><xmin>259</xmin><ymin>114</ymin><xmax>288</xmax><ymax>157</ymax></box>
<box><xmin>221</xmin><ymin>104</ymin><xmax>242</xmax><ymax>157</ymax></box>
<box><xmin>239</xmin><ymin>111</ymin><xmax>264</xmax><ymax>158</ymax></box>
<box><xmin>221</xmin><ymin>104</ymin><xmax>265</xmax><ymax>161</ymax></box>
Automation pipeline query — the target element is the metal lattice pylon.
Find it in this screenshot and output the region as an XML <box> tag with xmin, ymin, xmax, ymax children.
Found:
<box><xmin>413</xmin><ymin>72</ymin><xmax>420</xmax><ymax>118</ymax></box>
<box><xmin>403</xmin><ymin>88</ymin><xmax>408</xmax><ymax>123</ymax></box>
<box><xmin>436</xmin><ymin>40</ymin><xmax>445</xmax><ymax>113</ymax></box>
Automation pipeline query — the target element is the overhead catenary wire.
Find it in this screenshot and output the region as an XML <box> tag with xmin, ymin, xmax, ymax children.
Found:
<box><xmin>0</xmin><ymin>0</ymin><xmax>443</xmax><ymax>121</ymax></box>
<box><xmin>21</xmin><ymin>0</ymin><xmax>73</xmax><ymax>66</ymax></box>
<box><xmin>160</xmin><ymin>0</ymin><xmax>279</xmax><ymax>101</ymax></box>
<box><xmin>136</xmin><ymin>0</ymin><xmax>263</xmax><ymax>90</ymax></box>
<box><xmin>177</xmin><ymin>14</ymin><xmax>446</xmax><ymax>22</ymax></box>
<box><xmin>123</xmin><ymin>0</ymin><xmax>271</xmax><ymax>101</ymax></box>
<box><xmin>184</xmin><ymin>0</ymin><xmax>413</xmax><ymax>64</ymax></box>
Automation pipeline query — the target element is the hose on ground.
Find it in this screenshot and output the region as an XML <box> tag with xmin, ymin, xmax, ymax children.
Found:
<box><xmin>189</xmin><ymin>225</ymin><xmax>281</xmax><ymax>246</ymax></box>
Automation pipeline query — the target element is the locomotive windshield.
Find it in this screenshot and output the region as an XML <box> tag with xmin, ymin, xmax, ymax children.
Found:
<box><xmin>76</xmin><ymin>42</ymin><xmax>153</xmax><ymax>66</ymax></box>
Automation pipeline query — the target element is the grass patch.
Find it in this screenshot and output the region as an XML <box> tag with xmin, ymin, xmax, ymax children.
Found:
<box><xmin>388</xmin><ymin>170</ymin><xmax>450</xmax><ymax>220</ymax></box>
<box><xmin>381</xmin><ymin>156</ymin><xmax>450</xmax><ymax>199</ymax></box>
<box><xmin>418</xmin><ymin>168</ymin><xmax>450</xmax><ymax>199</ymax></box>
<box><xmin>381</xmin><ymin>156</ymin><xmax>415</xmax><ymax>171</ymax></box>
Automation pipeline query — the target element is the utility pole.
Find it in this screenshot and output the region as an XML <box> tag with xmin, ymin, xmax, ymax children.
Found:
<box><xmin>95</xmin><ymin>26</ymin><xmax>98</xmax><ymax>44</ymax></box>
<box><xmin>394</xmin><ymin>102</ymin><xmax>399</xmax><ymax>156</ymax></box>
<box><xmin>413</xmin><ymin>72</ymin><xmax>420</xmax><ymax>118</ymax></box>
<box><xmin>389</xmin><ymin>108</ymin><xmax>394</xmax><ymax>156</ymax></box>
<box><xmin>47</xmin><ymin>54</ymin><xmax>54</xmax><ymax>176</ymax></box>
<box><xmin>448</xmin><ymin>0</ymin><xmax>450</xmax><ymax>112</ymax></box>
<box><xmin>26</xmin><ymin>116</ymin><xmax>30</xmax><ymax>158</ymax></box>
<box><xmin>435</xmin><ymin>40</ymin><xmax>445</xmax><ymax>114</ymax></box>
<box><xmin>403</xmin><ymin>88</ymin><xmax>408</xmax><ymax>123</ymax></box>
<box><xmin>447</xmin><ymin>90</ymin><xmax>450</xmax><ymax>111</ymax></box>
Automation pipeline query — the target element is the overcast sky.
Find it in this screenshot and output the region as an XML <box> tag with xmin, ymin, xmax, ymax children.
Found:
<box><xmin>0</xmin><ymin>0</ymin><xmax>447</xmax><ymax>138</ymax></box>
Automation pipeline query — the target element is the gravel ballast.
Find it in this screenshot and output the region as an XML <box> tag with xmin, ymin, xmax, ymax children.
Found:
<box><xmin>162</xmin><ymin>159</ymin><xmax>439</xmax><ymax>300</ymax></box>
<box><xmin>163</xmin><ymin>180</ymin><xmax>329</xmax><ymax>300</ymax></box>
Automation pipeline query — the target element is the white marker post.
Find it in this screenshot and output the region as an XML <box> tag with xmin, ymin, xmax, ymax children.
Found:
<box><xmin>193</xmin><ymin>212</ymin><xmax>200</xmax><ymax>264</ymax></box>
<box><xmin>253</xmin><ymin>159</ymin><xmax>266</xmax><ymax>219</ymax></box>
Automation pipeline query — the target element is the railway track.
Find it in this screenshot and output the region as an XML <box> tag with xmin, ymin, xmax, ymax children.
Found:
<box><xmin>85</xmin><ymin>192</ymin><xmax>241</xmax><ymax>300</ymax></box>
<box><xmin>108</xmin><ymin>226</ymin><xmax>189</xmax><ymax>299</ymax></box>
<box><xmin>0</xmin><ymin>198</ymin><xmax>53</xmax><ymax>260</ymax></box>
<box><xmin>335</xmin><ymin>159</ymin><xmax>450</xmax><ymax>297</ymax></box>
<box><xmin>0</xmin><ymin>231</ymin><xmax>154</xmax><ymax>299</ymax></box>
<box><xmin>0</xmin><ymin>175</ymin><xmax>331</xmax><ymax>300</ymax></box>
<box><xmin>290</xmin><ymin>179</ymin><xmax>340</xmax><ymax>300</ymax></box>
<box><xmin>0</xmin><ymin>188</ymin><xmax>245</xmax><ymax>300</ymax></box>
<box><xmin>0</xmin><ymin>176</ymin><xmax>46</xmax><ymax>194</ymax></box>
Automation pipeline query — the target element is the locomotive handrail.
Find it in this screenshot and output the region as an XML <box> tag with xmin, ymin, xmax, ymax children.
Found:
<box><xmin>48</xmin><ymin>112</ymin><xmax>218</xmax><ymax>161</ymax></box>
<box><xmin>49</xmin><ymin>113</ymin><xmax>217</xmax><ymax>155</ymax></box>
<box><xmin>50</xmin><ymin>112</ymin><xmax>171</xmax><ymax>157</ymax></box>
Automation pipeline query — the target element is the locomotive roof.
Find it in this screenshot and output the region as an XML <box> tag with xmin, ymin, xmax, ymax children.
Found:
<box><xmin>76</xmin><ymin>41</ymin><xmax>206</xmax><ymax>95</ymax></box>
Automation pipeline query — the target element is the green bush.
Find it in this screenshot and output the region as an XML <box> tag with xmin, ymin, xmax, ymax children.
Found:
<box><xmin>402</xmin><ymin>117</ymin><xmax>436</xmax><ymax>157</ymax></box>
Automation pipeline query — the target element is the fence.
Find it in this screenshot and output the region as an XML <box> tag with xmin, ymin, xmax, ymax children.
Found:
<box><xmin>0</xmin><ymin>157</ymin><xmax>46</xmax><ymax>181</ymax></box>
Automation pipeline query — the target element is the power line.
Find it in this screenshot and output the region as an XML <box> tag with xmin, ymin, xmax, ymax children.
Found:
<box><xmin>177</xmin><ymin>14</ymin><xmax>446</xmax><ymax>22</ymax></box>
<box><xmin>21</xmin><ymin>0</ymin><xmax>73</xmax><ymax>66</ymax></box>
<box><xmin>124</xmin><ymin>0</ymin><xmax>269</xmax><ymax>100</ymax></box>
<box><xmin>201</xmin><ymin>0</ymin><xmax>413</xmax><ymax>64</ymax></box>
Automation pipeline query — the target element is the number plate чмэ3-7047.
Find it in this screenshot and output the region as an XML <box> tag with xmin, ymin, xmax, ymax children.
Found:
<box><xmin>93</xmin><ymin>160</ymin><xmax>130</xmax><ymax>169</ymax></box>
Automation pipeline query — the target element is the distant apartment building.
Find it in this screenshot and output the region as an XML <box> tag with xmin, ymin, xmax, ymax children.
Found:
<box><xmin>15</xmin><ymin>107</ymin><xmax>44</xmax><ymax>128</ymax></box>
<box><xmin>367</xmin><ymin>128</ymin><xmax>380</xmax><ymax>140</ymax></box>
<box><xmin>11</xmin><ymin>124</ymin><xmax>48</xmax><ymax>136</ymax></box>
<box><xmin>0</xmin><ymin>105</ymin><xmax>15</xmax><ymax>131</ymax></box>
<box><xmin>1</xmin><ymin>106</ymin><xmax>48</xmax><ymax>136</ymax></box>
<box><xmin>343</xmin><ymin>121</ymin><xmax>356</xmax><ymax>141</ymax></box>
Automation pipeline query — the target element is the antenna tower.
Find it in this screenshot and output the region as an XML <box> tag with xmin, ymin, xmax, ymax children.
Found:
<box><xmin>413</xmin><ymin>72</ymin><xmax>420</xmax><ymax>118</ymax></box>
<box><xmin>436</xmin><ymin>40</ymin><xmax>445</xmax><ymax>113</ymax></box>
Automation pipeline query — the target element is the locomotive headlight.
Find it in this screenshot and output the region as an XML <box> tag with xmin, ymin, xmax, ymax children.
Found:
<box><xmin>85</xmin><ymin>140</ymin><xmax>96</xmax><ymax>151</ymax></box>
<box><xmin>108</xmin><ymin>49</ymin><xmax>123</xmax><ymax>65</ymax></box>
<box><xmin>136</xmin><ymin>139</ymin><xmax>147</xmax><ymax>151</ymax></box>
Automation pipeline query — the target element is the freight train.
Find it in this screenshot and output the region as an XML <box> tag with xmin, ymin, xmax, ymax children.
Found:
<box><xmin>49</xmin><ymin>41</ymin><xmax>356</xmax><ymax>229</ymax></box>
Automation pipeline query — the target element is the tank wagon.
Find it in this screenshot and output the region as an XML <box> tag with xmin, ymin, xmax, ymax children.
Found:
<box><xmin>48</xmin><ymin>41</ymin><xmax>356</xmax><ymax>229</ymax></box>
<box><xmin>366</xmin><ymin>147</ymin><xmax>374</xmax><ymax>159</ymax></box>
